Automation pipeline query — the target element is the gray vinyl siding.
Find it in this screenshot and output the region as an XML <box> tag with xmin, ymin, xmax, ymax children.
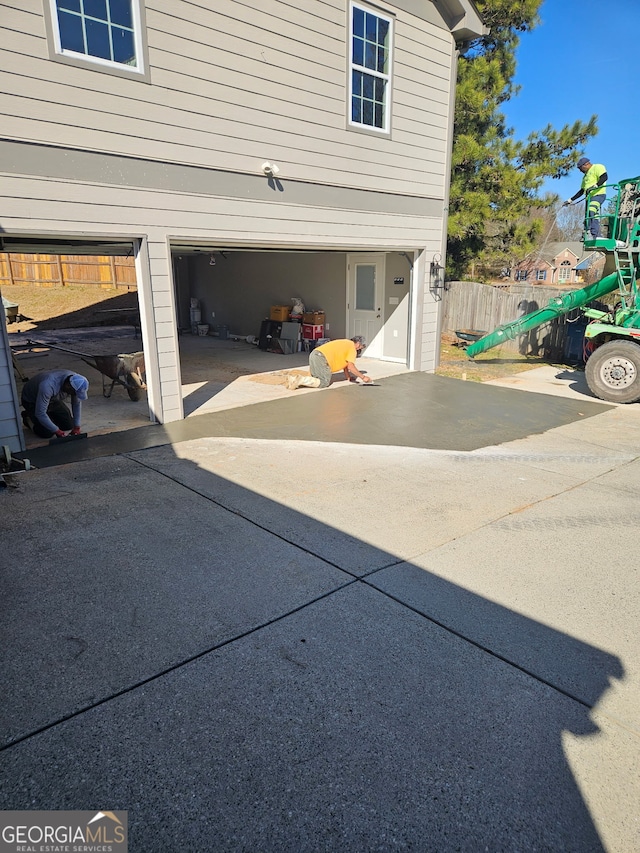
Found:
<box><xmin>0</xmin><ymin>304</ymin><xmax>24</xmax><ymax>453</ymax></box>
<box><xmin>1</xmin><ymin>0</ymin><xmax>454</xmax><ymax>198</ymax></box>
<box><xmin>0</xmin><ymin>0</ymin><xmax>483</xmax><ymax>426</ymax></box>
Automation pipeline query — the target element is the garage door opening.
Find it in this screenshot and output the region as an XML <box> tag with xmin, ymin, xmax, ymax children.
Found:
<box><xmin>172</xmin><ymin>248</ymin><xmax>412</xmax><ymax>417</ymax></box>
<box><xmin>2</xmin><ymin>248</ymin><xmax>147</xmax><ymax>450</ymax></box>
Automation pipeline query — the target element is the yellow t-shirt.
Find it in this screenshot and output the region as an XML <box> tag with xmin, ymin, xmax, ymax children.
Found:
<box><xmin>316</xmin><ymin>339</ymin><xmax>357</xmax><ymax>373</ymax></box>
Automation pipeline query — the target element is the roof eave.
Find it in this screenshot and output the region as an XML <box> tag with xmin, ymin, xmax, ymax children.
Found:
<box><xmin>433</xmin><ymin>0</ymin><xmax>488</xmax><ymax>41</ymax></box>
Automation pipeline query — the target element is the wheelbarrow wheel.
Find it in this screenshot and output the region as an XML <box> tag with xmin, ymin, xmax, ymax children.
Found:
<box><xmin>127</xmin><ymin>372</ymin><xmax>144</xmax><ymax>402</ymax></box>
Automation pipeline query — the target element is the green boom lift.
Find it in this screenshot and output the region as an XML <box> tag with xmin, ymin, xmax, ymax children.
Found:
<box><xmin>466</xmin><ymin>175</ymin><xmax>640</xmax><ymax>403</ymax></box>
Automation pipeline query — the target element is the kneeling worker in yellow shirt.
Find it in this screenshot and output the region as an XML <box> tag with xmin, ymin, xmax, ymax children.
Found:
<box><xmin>286</xmin><ymin>336</ymin><xmax>372</xmax><ymax>389</ymax></box>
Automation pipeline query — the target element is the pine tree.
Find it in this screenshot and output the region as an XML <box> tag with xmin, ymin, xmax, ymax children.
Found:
<box><xmin>447</xmin><ymin>0</ymin><xmax>598</xmax><ymax>279</ymax></box>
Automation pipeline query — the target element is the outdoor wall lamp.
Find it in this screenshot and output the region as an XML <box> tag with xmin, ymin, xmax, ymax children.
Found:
<box><xmin>430</xmin><ymin>254</ymin><xmax>445</xmax><ymax>289</ymax></box>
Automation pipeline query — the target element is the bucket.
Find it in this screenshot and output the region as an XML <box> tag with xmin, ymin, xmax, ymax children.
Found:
<box><xmin>197</xmin><ymin>324</ymin><xmax>209</xmax><ymax>337</ymax></box>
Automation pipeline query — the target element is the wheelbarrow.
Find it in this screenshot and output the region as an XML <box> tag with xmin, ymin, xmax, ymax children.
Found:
<box><xmin>27</xmin><ymin>339</ymin><xmax>146</xmax><ymax>401</ymax></box>
<box><xmin>454</xmin><ymin>329</ymin><xmax>487</xmax><ymax>348</ymax></box>
<box><xmin>2</xmin><ymin>296</ymin><xmax>21</xmax><ymax>324</ymax></box>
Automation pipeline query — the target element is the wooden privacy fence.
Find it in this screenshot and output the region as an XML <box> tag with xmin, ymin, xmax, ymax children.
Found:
<box><xmin>440</xmin><ymin>280</ymin><xmax>584</xmax><ymax>360</ymax></box>
<box><xmin>0</xmin><ymin>253</ymin><xmax>136</xmax><ymax>290</ymax></box>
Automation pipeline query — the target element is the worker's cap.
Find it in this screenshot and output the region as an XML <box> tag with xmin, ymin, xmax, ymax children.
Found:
<box><xmin>69</xmin><ymin>374</ymin><xmax>89</xmax><ymax>400</ymax></box>
<box><xmin>577</xmin><ymin>157</ymin><xmax>590</xmax><ymax>168</ymax></box>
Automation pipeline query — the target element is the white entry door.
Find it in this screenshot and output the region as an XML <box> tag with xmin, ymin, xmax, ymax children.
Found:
<box><xmin>347</xmin><ymin>254</ymin><xmax>384</xmax><ymax>358</ymax></box>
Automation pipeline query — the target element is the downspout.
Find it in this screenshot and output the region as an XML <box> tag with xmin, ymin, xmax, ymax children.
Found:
<box><xmin>436</xmin><ymin>38</ymin><xmax>463</xmax><ymax>369</ymax></box>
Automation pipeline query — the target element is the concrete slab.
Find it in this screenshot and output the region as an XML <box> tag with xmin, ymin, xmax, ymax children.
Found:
<box><xmin>0</xmin><ymin>584</ymin><xmax>624</xmax><ymax>852</ymax></box>
<box><xmin>486</xmin><ymin>365</ymin><xmax>612</xmax><ymax>404</ymax></box>
<box><xmin>369</xmin><ymin>479</ymin><xmax>640</xmax><ymax>730</ymax></box>
<box><xmin>18</xmin><ymin>372</ymin><xmax>612</xmax><ymax>470</ymax></box>
<box><xmin>181</xmin><ymin>352</ymin><xmax>410</xmax><ymax>417</ymax></box>
<box><xmin>2</xmin><ymin>352</ymin><xmax>638</xmax><ymax>852</ymax></box>
<box><xmin>12</xmin><ymin>329</ymin><xmax>411</xmax><ymax>449</ymax></box>
<box><xmin>0</xmin><ymin>457</ymin><xmax>350</xmax><ymax>746</ymax></box>
<box><xmin>544</xmin><ymin>406</ymin><xmax>640</xmax><ymax>457</ymax></box>
<box><xmin>126</xmin><ymin>438</ymin><xmax>584</xmax><ymax>572</ymax></box>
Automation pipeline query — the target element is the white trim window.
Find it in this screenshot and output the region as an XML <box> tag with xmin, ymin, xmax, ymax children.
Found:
<box><xmin>48</xmin><ymin>0</ymin><xmax>145</xmax><ymax>74</ymax></box>
<box><xmin>535</xmin><ymin>269</ymin><xmax>547</xmax><ymax>281</ymax></box>
<box><xmin>349</xmin><ymin>2</ymin><xmax>393</xmax><ymax>134</ymax></box>
<box><xmin>558</xmin><ymin>261</ymin><xmax>572</xmax><ymax>282</ymax></box>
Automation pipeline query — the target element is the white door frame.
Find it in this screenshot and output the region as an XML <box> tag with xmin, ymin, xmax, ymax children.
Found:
<box><xmin>346</xmin><ymin>253</ymin><xmax>385</xmax><ymax>358</ymax></box>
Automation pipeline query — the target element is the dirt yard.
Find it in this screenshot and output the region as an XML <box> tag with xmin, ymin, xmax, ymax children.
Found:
<box><xmin>2</xmin><ymin>282</ymin><xmax>138</xmax><ymax>333</ymax></box>
<box><xmin>435</xmin><ymin>331</ymin><xmax>550</xmax><ymax>382</ymax></box>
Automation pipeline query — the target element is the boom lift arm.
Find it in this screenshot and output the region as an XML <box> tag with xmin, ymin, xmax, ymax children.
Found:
<box><xmin>465</xmin><ymin>176</ymin><xmax>640</xmax><ymax>403</ymax></box>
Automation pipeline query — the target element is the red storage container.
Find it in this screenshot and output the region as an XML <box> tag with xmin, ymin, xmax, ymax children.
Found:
<box><xmin>302</xmin><ymin>323</ymin><xmax>324</xmax><ymax>340</ymax></box>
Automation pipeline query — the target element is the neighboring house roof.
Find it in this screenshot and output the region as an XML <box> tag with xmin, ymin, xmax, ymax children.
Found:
<box><xmin>575</xmin><ymin>252</ymin><xmax>605</xmax><ymax>271</ymax></box>
<box><xmin>540</xmin><ymin>242</ymin><xmax>583</xmax><ymax>263</ymax></box>
<box><xmin>515</xmin><ymin>242</ymin><xmax>588</xmax><ymax>269</ymax></box>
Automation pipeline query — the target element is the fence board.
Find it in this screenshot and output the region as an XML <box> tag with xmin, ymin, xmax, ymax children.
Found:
<box><xmin>441</xmin><ymin>280</ymin><xmax>585</xmax><ymax>360</ymax></box>
<box><xmin>0</xmin><ymin>253</ymin><xmax>136</xmax><ymax>290</ymax></box>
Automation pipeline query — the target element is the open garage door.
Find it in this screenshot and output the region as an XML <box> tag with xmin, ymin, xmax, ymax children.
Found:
<box><xmin>170</xmin><ymin>245</ymin><xmax>413</xmax><ymax>417</ymax></box>
<box><xmin>1</xmin><ymin>239</ymin><xmax>148</xmax><ymax>450</ymax></box>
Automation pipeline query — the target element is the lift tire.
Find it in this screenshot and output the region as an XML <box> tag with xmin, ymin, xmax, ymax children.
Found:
<box><xmin>126</xmin><ymin>372</ymin><xmax>144</xmax><ymax>402</ymax></box>
<box><xmin>585</xmin><ymin>340</ymin><xmax>640</xmax><ymax>404</ymax></box>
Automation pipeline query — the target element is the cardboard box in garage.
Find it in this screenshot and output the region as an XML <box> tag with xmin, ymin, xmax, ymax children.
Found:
<box><xmin>302</xmin><ymin>311</ymin><xmax>325</xmax><ymax>324</ymax></box>
<box><xmin>270</xmin><ymin>305</ymin><xmax>290</xmax><ymax>321</ymax></box>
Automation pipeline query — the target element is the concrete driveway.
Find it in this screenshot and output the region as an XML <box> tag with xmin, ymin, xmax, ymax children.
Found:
<box><xmin>1</xmin><ymin>371</ymin><xmax>639</xmax><ymax>852</ymax></box>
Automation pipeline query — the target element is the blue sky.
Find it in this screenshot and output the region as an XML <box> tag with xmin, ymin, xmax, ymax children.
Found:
<box><xmin>501</xmin><ymin>0</ymin><xmax>639</xmax><ymax>202</ymax></box>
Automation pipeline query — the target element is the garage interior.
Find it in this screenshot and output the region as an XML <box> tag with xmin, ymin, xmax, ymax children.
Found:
<box><xmin>5</xmin><ymin>241</ymin><xmax>413</xmax><ymax>450</ymax></box>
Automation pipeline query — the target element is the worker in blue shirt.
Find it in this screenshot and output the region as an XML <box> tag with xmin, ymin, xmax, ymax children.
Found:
<box><xmin>563</xmin><ymin>157</ymin><xmax>608</xmax><ymax>239</ymax></box>
<box><xmin>21</xmin><ymin>369</ymin><xmax>89</xmax><ymax>438</ymax></box>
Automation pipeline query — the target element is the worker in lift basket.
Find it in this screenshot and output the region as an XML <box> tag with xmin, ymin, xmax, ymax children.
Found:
<box><xmin>563</xmin><ymin>156</ymin><xmax>608</xmax><ymax>239</ymax></box>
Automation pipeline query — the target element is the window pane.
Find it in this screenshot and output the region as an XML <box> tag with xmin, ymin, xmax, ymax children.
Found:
<box><xmin>110</xmin><ymin>0</ymin><xmax>133</xmax><ymax>28</ymax></box>
<box><xmin>352</xmin><ymin>69</ymin><xmax>362</xmax><ymax>96</ymax></box>
<box><xmin>86</xmin><ymin>18</ymin><xmax>112</xmax><ymax>60</ymax></box>
<box><xmin>58</xmin><ymin>10</ymin><xmax>85</xmax><ymax>52</ymax></box>
<box><xmin>113</xmin><ymin>26</ymin><xmax>136</xmax><ymax>64</ymax></box>
<box><xmin>364</xmin><ymin>41</ymin><xmax>376</xmax><ymax>70</ymax></box>
<box><xmin>85</xmin><ymin>0</ymin><xmax>108</xmax><ymax>19</ymax></box>
<box><xmin>362</xmin><ymin>99</ymin><xmax>373</xmax><ymax>126</ymax></box>
<box><xmin>57</xmin><ymin>0</ymin><xmax>81</xmax><ymax>12</ymax></box>
<box><xmin>356</xmin><ymin>266</ymin><xmax>376</xmax><ymax>310</ymax></box>
<box><xmin>363</xmin><ymin>74</ymin><xmax>374</xmax><ymax>100</ymax></box>
<box><xmin>352</xmin><ymin>96</ymin><xmax>362</xmax><ymax>124</ymax></box>
<box><xmin>378</xmin><ymin>20</ymin><xmax>389</xmax><ymax>48</ymax></box>
<box><xmin>365</xmin><ymin>13</ymin><xmax>377</xmax><ymax>43</ymax></box>
<box><xmin>353</xmin><ymin>6</ymin><xmax>364</xmax><ymax>37</ymax></box>
<box><xmin>353</xmin><ymin>36</ymin><xmax>363</xmax><ymax>66</ymax></box>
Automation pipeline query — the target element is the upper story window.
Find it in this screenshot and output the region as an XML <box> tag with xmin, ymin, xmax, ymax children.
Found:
<box><xmin>46</xmin><ymin>0</ymin><xmax>147</xmax><ymax>76</ymax></box>
<box><xmin>535</xmin><ymin>269</ymin><xmax>547</xmax><ymax>281</ymax></box>
<box><xmin>349</xmin><ymin>3</ymin><xmax>393</xmax><ymax>134</ymax></box>
<box><xmin>515</xmin><ymin>269</ymin><xmax>528</xmax><ymax>281</ymax></box>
